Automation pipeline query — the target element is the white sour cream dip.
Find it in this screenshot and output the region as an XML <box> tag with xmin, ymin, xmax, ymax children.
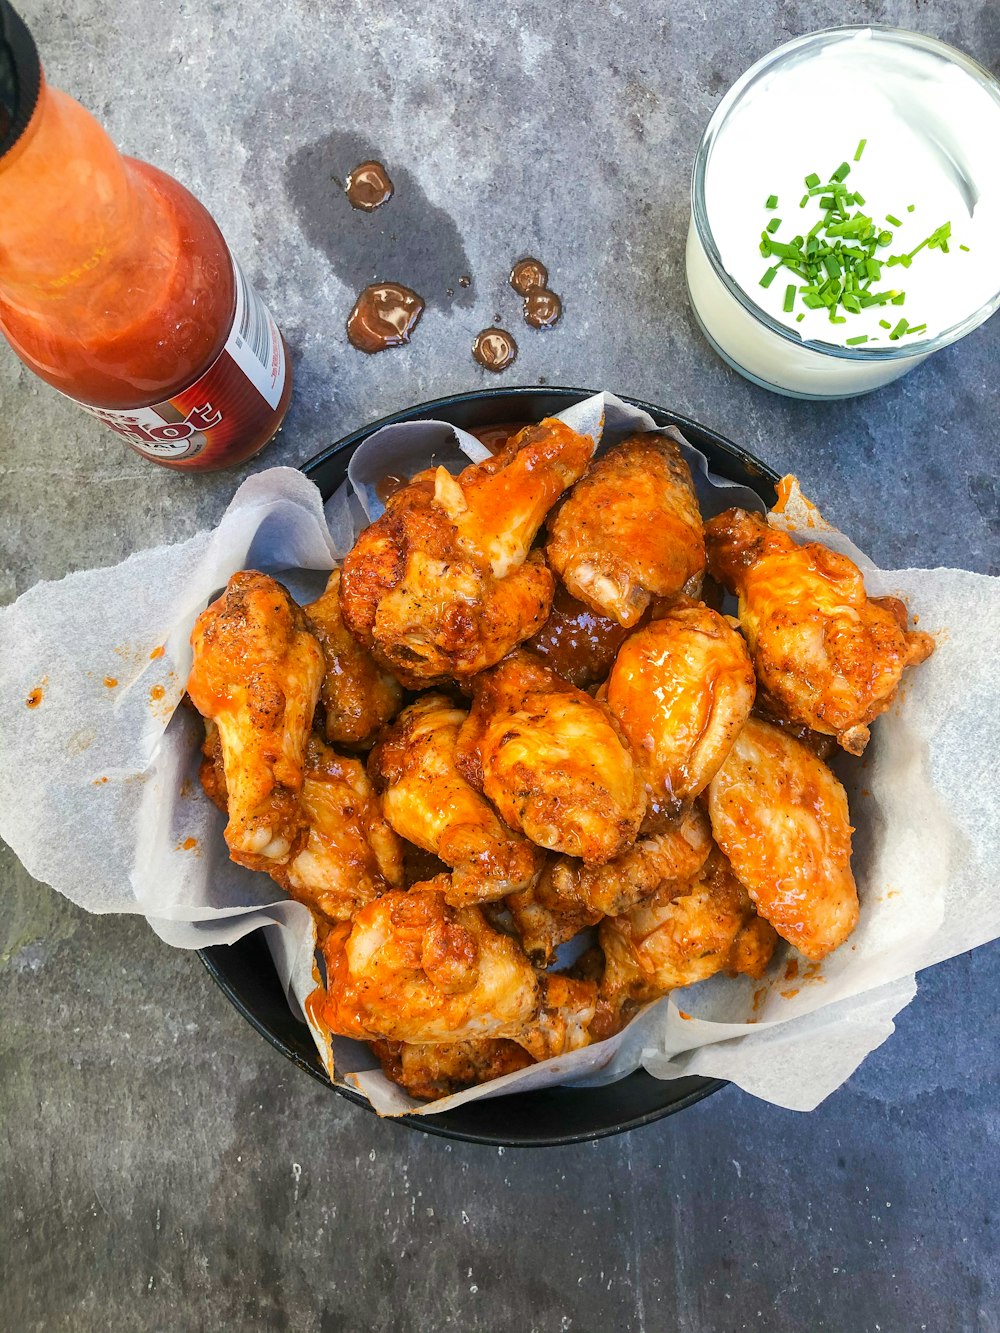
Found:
<box><xmin>686</xmin><ymin>27</ymin><xmax>1000</xmax><ymax>398</ymax></box>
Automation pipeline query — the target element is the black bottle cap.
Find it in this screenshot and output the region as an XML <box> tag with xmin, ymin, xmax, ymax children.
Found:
<box><xmin>0</xmin><ymin>1</ymin><xmax>41</xmax><ymax>161</ymax></box>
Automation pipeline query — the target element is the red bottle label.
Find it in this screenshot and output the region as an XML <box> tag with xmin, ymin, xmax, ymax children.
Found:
<box><xmin>75</xmin><ymin>259</ymin><xmax>287</xmax><ymax>467</ymax></box>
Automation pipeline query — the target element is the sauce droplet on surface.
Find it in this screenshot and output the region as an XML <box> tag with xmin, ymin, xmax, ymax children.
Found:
<box><xmin>375</xmin><ymin>472</ymin><xmax>410</xmax><ymax>503</ymax></box>
<box><xmin>510</xmin><ymin>257</ymin><xmax>548</xmax><ymax>295</ymax></box>
<box><xmin>181</xmin><ymin>836</ymin><xmax>198</xmax><ymax>851</ymax></box>
<box><xmin>345</xmin><ymin>159</ymin><xmax>394</xmax><ymax>211</ymax></box>
<box><xmin>149</xmin><ymin>645</ymin><xmax>165</xmax><ymax>661</ymax></box>
<box><xmin>150</xmin><ymin>684</ymin><xmax>166</xmax><ymax>702</ymax></box>
<box><xmin>524</xmin><ymin>287</ymin><xmax>562</xmax><ymax>329</ymax></box>
<box><xmin>25</xmin><ymin>687</ymin><xmax>43</xmax><ymax>709</ymax></box>
<box><xmin>472</xmin><ymin>327</ymin><xmax>518</xmax><ymax>373</ymax></box>
<box><xmin>103</xmin><ymin>676</ymin><xmax>119</xmax><ymax>689</ymax></box>
<box><xmin>458</xmin><ymin>274</ymin><xmax>471</xmax><ymax>288</ymax></box>
<box><xmin>347</xmin><ymin>283</ymin><xmax>425</xmax><ymax>353</ymax></box>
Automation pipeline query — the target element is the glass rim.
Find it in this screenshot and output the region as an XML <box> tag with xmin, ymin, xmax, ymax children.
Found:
<box><xmin>691</xmin><ymin>24</ymin><xmax>1000</xmax><ymax>361</ymax></box>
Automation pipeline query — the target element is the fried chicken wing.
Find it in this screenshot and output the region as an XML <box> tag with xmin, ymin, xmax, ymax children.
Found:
<box><xmin>708</xmin><ymin>715</ymin><xmax>859</xmax><ymax>960</ymax></box>
<box><xmin>547</xmin><ymin>433</ymin><xmax>706</xmax><ymax>627</ymax></box>
<box><xmin>339</xmin><ymin>419</ymin><xmax>594</xmax><ymax>685</ymax></box>
<box><xmin>705</xmin><ymin>508</ymin><xmax>934</xmax><ymax>754</ymax></box>
<box><xmin>456</xmin><ymin>651</ymin><xmax>646</xmax><ymax>866</ymax></box>
<box><xmin>606</xmin><ymin>606</ymin><xmax>756</xmax><ymax>820</ymax></box>
<box><xmin>304</xmin><ymin>568</ymin><xmax>403</xmax><ymax>748</ymax></box>
<box><xmin>368</xmin><ymin>694</ymin><xmax>543</xmax><ymax>905</ymax></box>
<box><xmin>321</xmin><ymin>881</ymin><xmax>595</xmax><ymax>1057</ymax></box>
<box><xmin>600</xmin><ymin>849</ymin><xmax>776</xmax><ymax>1007</ymax></box>
<box><xmin>549</xmin><ymin>803</ymin><xmax>713</xmax><ymax>918</ymax></box>
<box><xmin>197</xmin><ymin>730</ymin><xmax>403</xmax><ymax>931</ymax></box>
<box><xmin>270</xmin><ymin>736</ymin><xmax>403</xmax><ymax>928</ymax></box>
<box><xmin>506</xmin><ymin>806</ymin><xmax>712</xmax><ymax>966</ymax></box>
<box><xmin>525</xmin><ymin>583</ymin><xmax>639</xmax><ymax>689</ymax></box>
<box><xmin>506</xmin><ymin>859</ymin><xmax>603</xmax><ymax>967</ymax></box>
<box><xmin>372</xmin><ymin>1037</ymin><xmax>535</xmax><ymax>1099</ymax></box>
<box><xmin>187</xmin><ymin>571</ymin><xmax>324</xmax><ymax>867</ymax></box>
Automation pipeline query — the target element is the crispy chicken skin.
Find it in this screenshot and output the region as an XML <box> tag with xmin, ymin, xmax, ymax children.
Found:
<box><xmin>705</xmin><ymin>509</ymin><xmax>934</xmax><ymax>754</ymax></box>
<box><xmin>708</xmin><ymin>716</ymin><xmax>859</xmax><ymax>961</ymax></box>
<box><xmin>525</xmin><ymin>583</ymin><xmax>639</xmax><ymax>690</ymax></box>
<box><xmin>726</xmin><ymin>915</ymin><xmax>779</xmax><ymax>980</ymax></box>
<box><xmin>600</xmin><ymin>848</ymin><xmax>777</xmax><ymax>1006</ymax></box>
<box><xmin>368</xmin><ymin>694</ymin><xmax>543</xmax><ymax>905</ymax></box>
<box><xmin>506</xmin><ymin>805</ymin><xmax>712</xmax><ymax>966</ymax></box>
<box><xmin>606</xmin><ymin>606</ymin><xmax>756</xmax><ymax>821</ymax></box>
<box><xmin>339</xmin><ymin>419</ymin><xmax>594</xmax><ymax>686</ymax></box>
<box><xmin>506</xmin><ymin>860</ymin><xmax>603</xmax><ymax>967</ymax></box>
<box><xmin>270</xmin><ymin>737</ymin><xmax>404</xmax><ymax>928</ymax></box>
<box><xmin>304</xmin><ymin>568</ymin><xmax>403</xmax><ymax>748</ymax></box>
<box><xmin>197</xmin><ymin>730</ymin><xmax>403</xmax><ymax>931</ymax></box>
<box><xmin>547</xmin><ymin>433</ymin><xmax>706</xmax><ymax>628</ymax></box>
<box><xmin>321</xmin><ymin>881</ymin><xmax>596</xmax><ymax>1056</ymax></box>
<box><xmin>548</xmin><ymin>804</ymin><xmax>713</xmax><ymax>918</ymax></box>
<box><xmin>372</xmin><ymin>1037</ymin><xmax>535</xmax><ymax>1099</ymax></box>
<box><xmin>456</xmin><ymin>650</ymin><xmax>646</xmax><ymax>866</ymax></box>
<box><xmin>187</xmin><ymin>571</ymin><xmax>325</xmax><ymax>867</ymax></box>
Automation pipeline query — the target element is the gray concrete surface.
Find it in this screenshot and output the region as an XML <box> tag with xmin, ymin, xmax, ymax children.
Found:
<box><xmin>2</xmin><ymin>1</ymin><xmax>998</xmax><ymax>1330</ymax></box>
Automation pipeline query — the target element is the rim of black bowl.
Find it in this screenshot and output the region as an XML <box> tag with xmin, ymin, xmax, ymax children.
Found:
<box><xmin>198</xmin><ymin>384</ymin><xmax>780</xmax><ymax>1147</ymax></box>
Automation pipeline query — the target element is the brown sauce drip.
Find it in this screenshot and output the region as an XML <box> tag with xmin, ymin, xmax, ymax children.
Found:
<box><xmin>470</xmin><ymin>420</ymin><xmax>527</xmax><ymax>454</ymax></box>
<box><xmin>472</xmin><ymin>327</ymin><xmax>517</xmax><ymax>373</ymax></box>
<box><xmin>347</xmin><ymin>283</ymin><xmax>425</xmax><ymax>353</ymax></box>
<box><xmin>524</xmin><ymin>287</ymin><xmax>562</xmax><ymax>329</ymax></box>
<box><xmin>528</xmin><ymin>584</ymin><xmax>639</xmax><ymax>690</ymax></box>
<box><xmin>510</xmin><ymin>257</ymin><xmax>548</xmax><ymax>296</ymax></box>
<box><xmin>375</xmin><ymin>472</ymin><xmax>410</xmax><ymax>503</ymax></box>
<box><xmin>458</xmin><ymin>274</ymin><xmax>471</xmax><ymax>288</ymax></box>
<box><xmin>345</xmin><ymin>160</ymin><xmax>394</xmax><ymax>211</ymax></box>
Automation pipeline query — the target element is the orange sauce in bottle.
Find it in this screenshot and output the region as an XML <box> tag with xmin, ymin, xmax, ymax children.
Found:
<box><xmin>0</xmin><ymin>4</ymin><xmax>291</xmax><ymax>470</ymax></box>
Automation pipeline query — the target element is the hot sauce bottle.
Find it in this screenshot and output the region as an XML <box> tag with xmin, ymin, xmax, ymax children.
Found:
<box><xmin>0</xmin><ymin>1</ymin><xmax>291</xmax><ymax>470</ymax></box>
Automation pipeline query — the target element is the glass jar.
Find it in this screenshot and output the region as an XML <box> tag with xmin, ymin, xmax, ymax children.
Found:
<box><xmin>686</xmin><ymin>26</ymin><xmax>1000</xmax><ymax>399</ymax></box>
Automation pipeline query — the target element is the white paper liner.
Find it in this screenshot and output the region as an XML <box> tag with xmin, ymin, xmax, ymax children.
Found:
<box><xmin>1</xmin><ymin>393</ymin><xmax>997</xmax><ymax>1117</ymax></box>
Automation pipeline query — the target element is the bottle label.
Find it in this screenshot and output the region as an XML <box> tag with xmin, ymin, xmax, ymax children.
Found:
<box><xmin>75</xmin><ymin>258</ymin><xmax>286</xmax><ymax>467</ymax></box>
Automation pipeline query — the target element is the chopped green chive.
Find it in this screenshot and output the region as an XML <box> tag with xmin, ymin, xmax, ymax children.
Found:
<box><xmin>960</xmin><ymin>244</ymin><xmax>970</xmax><ymax>252</ymax></box>
<box><xmin>761</xmin><ymin>150</ymin><xmax>959</xmax><ymax>336</ymax></box>
<box><xmin>906</xmin><ymin>323</ymin><xmax>927</xmax><ymax>335</ymax></box>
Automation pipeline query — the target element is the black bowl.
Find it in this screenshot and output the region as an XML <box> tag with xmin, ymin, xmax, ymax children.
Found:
<box><xmin>199</xmin><ymin>386</ymin><xmax>779</xmax><ymax>1146</ymax></box>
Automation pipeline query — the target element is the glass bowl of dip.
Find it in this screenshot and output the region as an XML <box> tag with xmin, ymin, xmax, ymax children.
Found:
<box><xmin>686</xmin><ymin>26</ymin><xmax>1000</xmax><ymax>398</ymax></box>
